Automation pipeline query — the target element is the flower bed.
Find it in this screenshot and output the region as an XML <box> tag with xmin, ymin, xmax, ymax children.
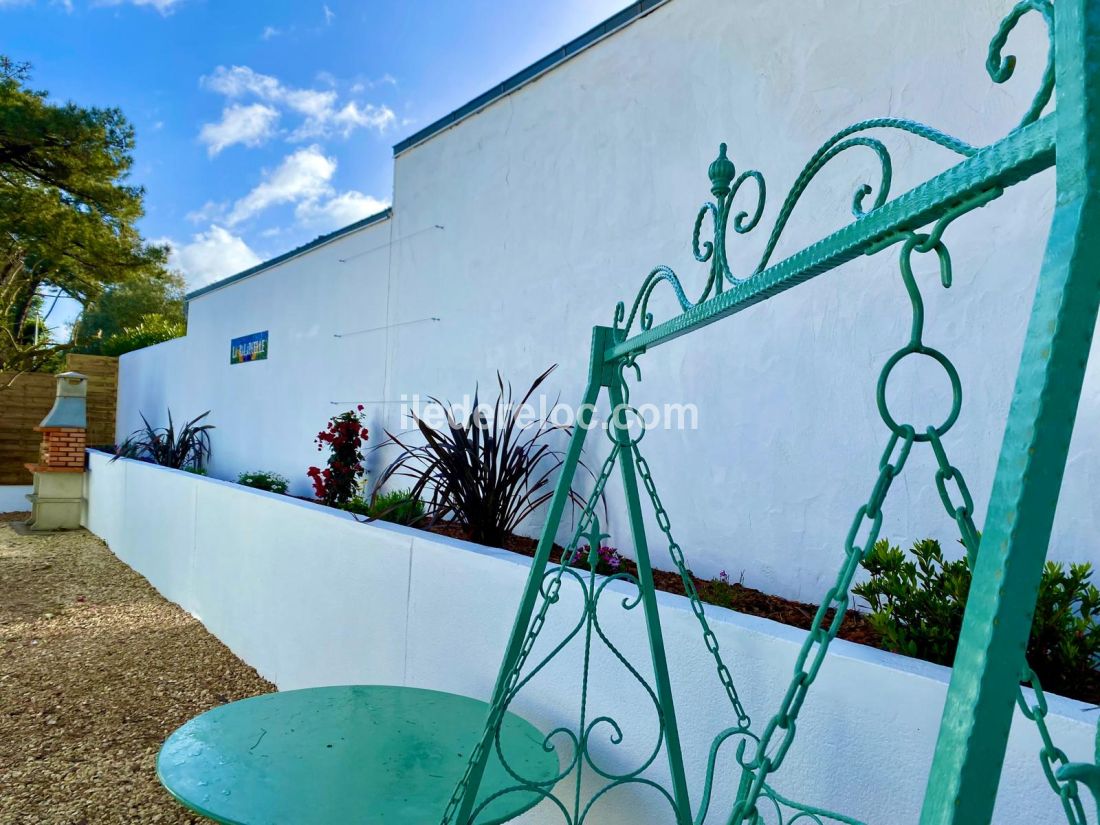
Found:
<box><xmin>426</xmin><ymin>522</ymin><xmax>882</xmax><ymax>645</ymax></box>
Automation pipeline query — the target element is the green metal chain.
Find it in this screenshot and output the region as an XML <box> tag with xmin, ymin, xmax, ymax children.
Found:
<box><xmin>631</xmin><ymin>442</ymin><xmax>753</xmax><ymax>730</ymax></box>
<box><xmin>1017</xmin><ymin>668</ymin><xmax>1089</xmax><ymax>825</ymax></box>
<box><xmin>439</xmin><ymin>443</ymin><xmax>622</xmax><ymax>825</ymax></box>
<box><xmin>926</xmin><ymin>428</ymin><xmax>1089</xmax><ymax>825</ymax></box>
<box><xmin>730</xmin><ymin>424</ymin><xmax>915</xmax><ymax>822</ymax></box>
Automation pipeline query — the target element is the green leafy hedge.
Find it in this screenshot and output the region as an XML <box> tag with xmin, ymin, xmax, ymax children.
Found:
<box><xmin>854</xmin><ymin>538</ymin><xmax>1100</xmax><ymax>697</ymax></box>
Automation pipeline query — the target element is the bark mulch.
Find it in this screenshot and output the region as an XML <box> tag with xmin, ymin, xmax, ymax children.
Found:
<box><xmin>426</xmin><ymin>523</ymin><xmax>881</xmax><ymax>647</ymax></box>
<box><xmin>0</xmin><ymin>514</ymin><xmax>273</xmax><ymax>824</ymax></box>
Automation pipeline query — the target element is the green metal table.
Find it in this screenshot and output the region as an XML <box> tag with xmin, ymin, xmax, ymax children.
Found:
<box><xmin>157</xmin><ymin>685</ymin><xmax>558</xmax><ymax>824</ymax></box>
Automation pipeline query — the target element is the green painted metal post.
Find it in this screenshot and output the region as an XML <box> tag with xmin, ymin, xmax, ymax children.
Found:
<box><xmin>920</xmin><ymin>1</ymin><xmax>1100</xmax><ymax>822</ymax></box>
<box><xmin>450</xmin><ymin>327</ymin><xmax>610</xmax><ymax>824</ymax></box>
<box><xmin>606</xmin><ymin>372</ymin><xmax>694</xmax><ymax>825</ymax></box>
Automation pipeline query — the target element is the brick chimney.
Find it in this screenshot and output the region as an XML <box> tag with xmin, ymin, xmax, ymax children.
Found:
<box><xmin>33</xmin><ymin>427</ymin><xmax>87</xmax><ymax>472</ymax></box>
<box><xmin>26</xmin><ymin>372</ymin><xmax>88</xmax><ymax>474</ymax></box>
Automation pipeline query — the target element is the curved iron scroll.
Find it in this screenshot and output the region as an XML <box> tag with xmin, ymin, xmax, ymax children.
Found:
<box><xmin>613</xmin><ymin>0</ymin><xmax>1053</xmax><ymax>340</ymax></box>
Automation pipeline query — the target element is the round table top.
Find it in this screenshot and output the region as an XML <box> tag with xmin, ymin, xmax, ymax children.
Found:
<box><xmin>157</xmin><ymin>685</ymin><xmax>558</xmax><ymax>825</ymax></box>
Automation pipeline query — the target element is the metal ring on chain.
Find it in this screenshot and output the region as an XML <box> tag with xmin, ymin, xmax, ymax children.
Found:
<box><xmin>875</xmin><ymin>345</ymin><xmax>962</xmax><ymax>442</ymax></box>
<box><xmin>608</xmin><ymin>404</ymin><xmax>646</xmax><ymax>447</ymax></box>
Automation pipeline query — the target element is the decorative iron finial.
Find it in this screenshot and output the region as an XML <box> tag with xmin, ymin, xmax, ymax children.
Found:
<box><xmin>708</xmin><ymin>143</ymin><xmax>735</xmax><ymax>198</ymax></box>
<box><xmin>581</xmin><ymin>517</ymin><xmax>609</xmax><ymax>570</ymax></box>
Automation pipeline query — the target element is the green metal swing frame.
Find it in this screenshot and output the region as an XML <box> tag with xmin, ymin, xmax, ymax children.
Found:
<box><xmin>440</xmin><ymin>1</ymin><xmax>1100</xmax><ymax>823</ymax></box>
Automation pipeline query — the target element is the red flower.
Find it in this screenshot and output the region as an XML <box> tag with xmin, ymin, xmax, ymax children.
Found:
<box><xmin>307</xmin><ymin>407</ymin><xmax>371</xmax><ymax>505</ymax></box>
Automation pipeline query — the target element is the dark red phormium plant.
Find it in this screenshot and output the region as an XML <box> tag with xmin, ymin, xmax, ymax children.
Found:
<box><xmin>372</xmin><ymin>366</ymin><xmax>594</xmax><ymax>548</ymax></box>
<box><xmin>307</xmin><ymin>405</ymin><xmax>369</xmax><ymax>506</ymax></box>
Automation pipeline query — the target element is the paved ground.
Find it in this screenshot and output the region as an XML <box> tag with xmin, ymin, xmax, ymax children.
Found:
<box><xmin>0</xmin><ymin>513</ymin><xmax>273</xmax><ymax>824</ymax></box>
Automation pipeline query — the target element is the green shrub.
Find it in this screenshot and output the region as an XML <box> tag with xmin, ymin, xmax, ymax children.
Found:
<box><xmin>341</xmin><ymin>496</ymin><xmax>371</xmax><ymax>517</ymax></box>
<box><xmin>97</xmin><ymin>317</ymin><xmax>185</xmax><ymax>357</ymax></box>
<box><xmin>1028</xmin><ymin>561</ymin><xmax>1100</xmax><ymax>695</ymax></box>
<box><xmin>697</xmin><ymin>570</ymin><xmax>745</xmax><ymax>611</ymax></box>
<box><xmin>368</xmin><ymin>488</ymin><xmax>425</xmax><ymax>526</ymax></box>
<box><xmin>237</xmin><ymin>470</ymin><xmax>289</xmax><ymax>494</ymax></box>
<box><xmin>854</xmin><ymin>538</ymin><xmax>1100</xmax><ymax>694</ymax></box>
<box><xmin>340</xmin><ymin>489</ymin><xmax>425</xmax><ymax>526</ymax></box>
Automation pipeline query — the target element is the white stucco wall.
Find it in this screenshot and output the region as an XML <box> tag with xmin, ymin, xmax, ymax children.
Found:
<box><xmin>119</xmin><ymin>216</ymin><xmax>395</xmax><ymax>487</ymax></box>
<box><xmin>0</xmin><ymin>485</ymin><xmax>31</xmax><ymax>512</ymax></box>
<box><xmin>83</xmin><ymin>452</ymin><xmax>1095</xmax><ymax>824</ymax></box>
<box><xmin>114</xmin><ymin>0</ymin><xmax>1095</xmax><ymax>607</ymax></box>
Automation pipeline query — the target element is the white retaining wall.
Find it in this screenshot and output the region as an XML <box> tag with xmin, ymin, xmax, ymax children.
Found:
<box><xmin>0</xmin><ymin>485</ymin><xmax>31</xmax><ymax>512</ymax></box>
<box><xmin>83</xmin><ymin>451</ymin><xmax>1095</xmax><ymax>825</ymax></box>
<box><xmin>114</xmin><ymin>0</ymin><xmax>1098</xmax><ymax>603</ymax></box>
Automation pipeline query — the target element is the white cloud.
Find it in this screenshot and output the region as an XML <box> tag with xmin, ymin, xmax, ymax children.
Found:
<box><xmin>202</xmin><ymin>143</ymin><xmax>388</xmax><ymax>234</ymax></box>
<box><xmin>96</xmin><ymin>0</ymin><xmax>185</xmax><ymax>14</ymax></box>
<box><xmin>0</xmin><ymin>0</ymin><xmax>34</xmax><ymax>7</ymax></box>
<box><xmin>322</xmin><ymin>3</ymin><xmax>333</xmax><ymax>24</ymax></box>
<box><xmin>165</xmin><ymin>226</ymin><xmax>262</xmax><ymax>290</ymax></box>
<box><xmin>261</xmin><ymin>25</ymin><xmax>280</xmax><ymax>40</ymax></box>
<box><xmin>349</xmin><ymin>75</ymin><xmax>396</xmax><ymax>96</ymax></box>
<box><xmin>296</xmin><ymin>191</ymin><xmax>389</xmax><ymax>230</ymax></box>
<box><xmin>331</xmin><ymin>102</ymin><xmax>395</xmax><ymax>137</ymax></box>
<box><xmin>227</xmin><ymin>145</ymin><xmax>336</xmax><ymax>226</ymax></box>
<box><xmin>199</xmin><ymin>102</ymin><xmax>279</xmax><ymax>155</ymax></box>
<box><xmin>283</xmin><ymin>87</ymin><xmax>337</xmax><ymax>123</ymax></box>
<box><xmin>202</xmin><ymin>65</ymin><xmax>282</xmax><ymax>99</ymax></box>
<box><xmin>186</xmin><ymin>200</ymin><xmax>227</xmax><ymax>224</ymax></box>
<box><xmin>201</xmin><ymin>64</ymin><xmax>395</xmax><ymax>143</ymax></box>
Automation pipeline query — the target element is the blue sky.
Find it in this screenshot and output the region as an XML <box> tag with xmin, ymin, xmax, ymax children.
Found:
<box><xmin>1</xmin><ymin>0</ymin><xmax>626</xmax><ymax>332</ymax></box>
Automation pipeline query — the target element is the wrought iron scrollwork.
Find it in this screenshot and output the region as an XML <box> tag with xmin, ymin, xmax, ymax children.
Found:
<box><xmin>466</xmin><ymin>521</ymin><xmax>677</xmax><ymax>825</ymax></box>
<box><xmin>613</xmin><ymin>121</ymin><xmax>975</xmax><ymax>339</ymax></box>
<box><xmin>613</xmin><ymin>0</ymin><xmax>1055</xmax><ymax>342</ymax></box>
<box><xmin>988</xmin><ymin>0</ymin><xmax>1055</xmax><ymax>128</ymax></box>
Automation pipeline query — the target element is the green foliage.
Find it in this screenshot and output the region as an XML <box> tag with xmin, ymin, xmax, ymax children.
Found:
<box><xmin>854</xmin><ymin>538</ymin><xmax>1100</xmax><ymax>692</ymax></box>
<box><xmin>340</xmin><ymin>496</ymin><xmax>371</xmax><ymax>517</ymax></box>
<box><xmin>1028</xmin><ymin>561</ymin><xmax>1100</xmax><ymax>695</ymax></box>
<box><xmin>366</xmin><ymin>488</ymin><xmax>425</xmax><ymax>526</ymax></box>
<box><xmin>0</xmin><ymin>57</ymin><xmax>170</xmax><ymax>375</ymax></box>
<box><xmin>114</xmin><ymin>409</ymin><xmax>213</xmax><ymax>471</ymax></box>
<box><xmin>72</xmin><ymin>270</ymin><xmax>185</xmax><ymax>355</ymax></box>
<box><xmin>854</xmin><ymin>539</ymin><xmax>970</xmax><ymax>664</ymax></box>
<box><xmin>340</xmin><ymin>490</ymin><xmax>425</xmax><ymax>526</ymax></box>
<box><xmin>95</xmin><ymin>316</ymin><xmax>185</xmax><ymax>357</ymax></box>
<box><xmin>697</xmin><ymin>570</ymin><xmax>745</xmax><ymax>611</ymax></box>
<box><xmin>237</xmin><ymin>470</ymin><xmax>289</xmax><ymax>495</ymax></box>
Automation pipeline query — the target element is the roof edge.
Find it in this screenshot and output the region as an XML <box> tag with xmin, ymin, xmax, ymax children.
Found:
<box><xmin>185</xmin><ymin>207</ymin><xmax>392</xmax><ymax>301</ymax></box>
<box><xmin>392</xmin><ymin>0</ymin><xmax>670</xmax><ymax>156</ymax></box>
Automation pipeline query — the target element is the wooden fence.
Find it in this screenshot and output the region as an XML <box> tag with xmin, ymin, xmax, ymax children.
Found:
<box><xmin>0</xmin><ymin>355</ymin><xmax>118</xmax><ymax>485</ymax></box>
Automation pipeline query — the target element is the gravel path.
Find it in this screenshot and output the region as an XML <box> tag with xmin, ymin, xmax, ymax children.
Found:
<box><xmin>0</xmin><ymin>513</ymin><xmax>274</xmax><ymax>824</ymax></box>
